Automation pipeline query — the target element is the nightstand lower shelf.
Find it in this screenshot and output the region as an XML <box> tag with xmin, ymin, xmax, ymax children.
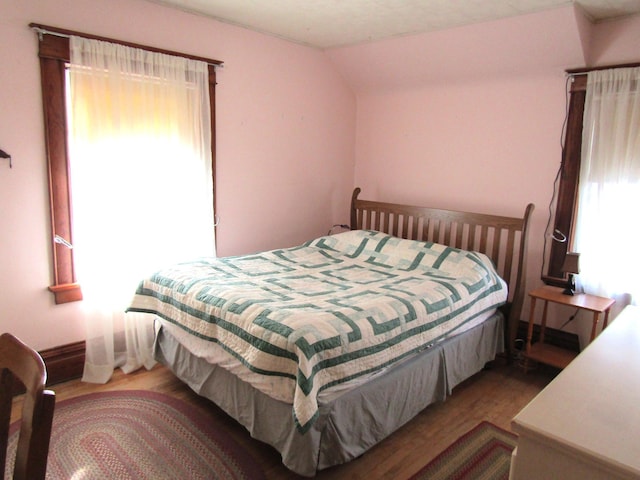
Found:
<box><xmin>523</xmin><ymin>286</ymin><xmax>615</xmax><ymax>373</ymax></box>
<box><xmin>524</xmin><ymin>343</ymin><xmax>577</xmax><ymax>370</ymax></box>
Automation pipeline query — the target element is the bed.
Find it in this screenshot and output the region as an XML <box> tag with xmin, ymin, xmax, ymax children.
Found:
<box><xmin>128</xmin><ymin>188</ymin><xmax>533</xmax><ymax>477</ymax></box>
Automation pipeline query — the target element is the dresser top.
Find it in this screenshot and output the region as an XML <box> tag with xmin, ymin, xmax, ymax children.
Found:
<box><xmin>512</xmin><ymin>305</ymin><xmax>640</xmax><ymax>477</ymax></box>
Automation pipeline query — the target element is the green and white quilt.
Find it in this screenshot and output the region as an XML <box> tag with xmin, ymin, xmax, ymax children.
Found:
<box><xmin>128</xmin><ymin>230</ymin><xmax>507</xmax><ymax>432</ymax></box>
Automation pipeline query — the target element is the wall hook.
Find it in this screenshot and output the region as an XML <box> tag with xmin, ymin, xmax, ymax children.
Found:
<box><xmin>551</xmin><ymin>229</ymin><xmax>567</xmax><ymax>243</ymax></box>
<box><xmin>0</xmin><ymin>148</ymin><xmax>12</xmax><ymax>168</ymax></box>
<box><xmin>54</xmin><ymin>235</ymin><xmax>73</xmax><ymax>249</ymax></box>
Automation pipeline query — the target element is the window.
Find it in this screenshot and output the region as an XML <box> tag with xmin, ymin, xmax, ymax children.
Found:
<box><xmin>573</xmin><ymin>67</ymin><xmax>640</xmax><ymax>303</ymax></box>
<box><xmin>547</xmin><ymin>63</ymin><xmax>640</xmax><ymax>302</ymax></box>
<box><xmin>33</xmin><ymin>24</ymin><xmax>221</xmax><ymax>304</ymax></box>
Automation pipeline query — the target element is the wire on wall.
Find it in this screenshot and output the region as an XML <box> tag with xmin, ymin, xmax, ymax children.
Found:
<box><xmin>559</xmin><ymin>307</ymin><xmax>581</xmax><ymax>330</ymax></box>
<box><xmin>0</xmin><ymin>148</ymin><xmax>11</xmax><ymax>168</ymax></box>
<box><xmin>540</xmin><ymin>74</ymin><xmax>573</xmax><ymax>279</ymax></box>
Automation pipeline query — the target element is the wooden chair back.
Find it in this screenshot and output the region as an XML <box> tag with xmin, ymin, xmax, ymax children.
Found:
<box><xmin>0</xmin><ymin>333</ymin><xmax>56</xmax><ymax>480</ymax></box>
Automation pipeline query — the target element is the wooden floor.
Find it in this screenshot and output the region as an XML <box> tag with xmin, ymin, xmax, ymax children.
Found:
<box><xmin>13</xmin><ymin>359</ymin><xmax>556</xmax><ymax>479</ymax></box>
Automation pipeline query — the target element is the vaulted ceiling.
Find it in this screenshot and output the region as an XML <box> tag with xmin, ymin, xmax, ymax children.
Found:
<box><xmin>145</xmin><ymin>0</ymin><xmax>640</xmax><ymax>48</ymax></box>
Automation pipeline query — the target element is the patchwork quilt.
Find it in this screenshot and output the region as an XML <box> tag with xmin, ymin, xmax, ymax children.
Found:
<box><xmin>127</xmin><ymin>230</ymin><xmax>507</xmax><ymax>432</ymax></box>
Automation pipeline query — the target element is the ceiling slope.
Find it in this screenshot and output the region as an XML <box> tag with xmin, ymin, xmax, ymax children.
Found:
<box><xmin>145</xmin><ymin>0</ymin><xmax>640</xmax><ymax>49</ymax></box>
<box><xmin>326</xmin><ymin>6</ymin><xmax>592</xmax><ymax>91</ymax></box>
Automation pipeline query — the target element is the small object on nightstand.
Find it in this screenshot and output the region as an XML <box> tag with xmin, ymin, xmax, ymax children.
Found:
<box><xmin>562</xmin><ymin>252</ymin><xmax>580</xmax><ymax>295</ymax></box>
<box><xmin>523</xmin><ymin>285</ymin><xmax>614</xmax><ymax>372</ymax></box>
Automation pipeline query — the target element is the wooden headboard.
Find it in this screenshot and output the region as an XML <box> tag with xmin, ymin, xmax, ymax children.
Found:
<box><xmin>350</xmin><ymin>187</ymin><xmax>534</xmax><ymax>357</ymax></box>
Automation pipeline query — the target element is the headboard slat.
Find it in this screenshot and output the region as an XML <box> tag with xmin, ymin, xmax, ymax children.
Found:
<box><xmin>478</xmin><ymin>225</ymin><xmax>488</xmax><ymax>254</ymax></box>
<box><xmin>402</xmin><ymin>216</ymin><xmax>410</xmax><ymax>239</ymax></box>
<box><xmin>433</xmin><ymin>220</ymin><xmax>441</xmax><ymax>243</ymax></box>
<box><xmin>491</xmin><ymin>229</ymin><xmax>502</xmax><ymax>266</ymax></box>
<box><xmin>503</xmin><ymin>229</ymin><xmax>517</xmax><ymax>289</ymax></box>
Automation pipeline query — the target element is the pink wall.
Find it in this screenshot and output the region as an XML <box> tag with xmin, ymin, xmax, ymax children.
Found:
<box><xmin>351</xmin><ymin>75</ymin><xmax>564</xmax><ymax>327</ymax></box>
<box><xmin>326</xmin><ymin>7</ymin><xmax>585</xmax><ymax>318</ymax></box>
<box><xmin>589</xmin><ymin>14</ymin><xmax>640</xmax><ymax>65</ymax></box>
<box><xmin>0</xmin><ymin>0</ymin><xmax>355</xmax><ymax>349</ymax></box>
<box><xmin>327</xmin><ymin>7</ymin><xmax>640</xmax><ymax>333</ymax></box>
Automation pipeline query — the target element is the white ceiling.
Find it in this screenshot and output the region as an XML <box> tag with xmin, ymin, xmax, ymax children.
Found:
<box><xmin>145</xmin><ymin>0</ymin><xmax>640</xmax><ymax>48</ymax></box>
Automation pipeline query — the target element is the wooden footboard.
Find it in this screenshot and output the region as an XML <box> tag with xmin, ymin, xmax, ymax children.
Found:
<box><xmin>350</xmin><ymin>187</ymin><xmax>534</xmax><ymax>357</ymax></box>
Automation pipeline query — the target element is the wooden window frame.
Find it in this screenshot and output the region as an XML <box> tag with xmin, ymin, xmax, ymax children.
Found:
<box><xmin>33</xmin><ymin>24</ymin><xmax>222</xmax><ymax>304</ymax></box>
<box><xmin>544</xmin><ymin>74</ymin><xmax>586</xmax><ymax>286</ymax></box>
<box><xmin>545</xmin><ymin>62</ymin><xmax>640</xmax><ymax>286</ymax></box>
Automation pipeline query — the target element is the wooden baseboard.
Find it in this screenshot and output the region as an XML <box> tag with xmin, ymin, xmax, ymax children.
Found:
<box><xmin>40</xmin><ymin>340</ymin><xmax>86</xmax><ymax>386</ymax></box>
<box><xmin>516</xmin><ymin>320</ymin><xmax>580</xmax><ymax>352</ymax></box>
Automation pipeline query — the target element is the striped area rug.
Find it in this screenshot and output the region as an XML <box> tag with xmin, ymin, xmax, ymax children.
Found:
<box><xmin>6</xmin><ymin>390</ymin><xmax>264</xmax><ymax>480</ymax></box>
<box><xmin>409</xmin><ymin>421</ymin><xmax>517</xmax><ymax>480</ymax></box>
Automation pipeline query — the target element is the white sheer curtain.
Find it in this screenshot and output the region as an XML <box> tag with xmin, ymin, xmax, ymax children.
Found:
<box><xmin>574</xmin><ymin>67</ymin><xmax>640</xmax><ymax>309</ymax></box>
<box><xmin>68</xmin><ymin>36</ymin><xmax>215</xmax><ymax>383</ymax></box>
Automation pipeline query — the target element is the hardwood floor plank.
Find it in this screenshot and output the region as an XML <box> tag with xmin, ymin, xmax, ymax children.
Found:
<box><xmin>11</xmin><ymin>359</ymin><xmax>556</xmax><ymax>479</ymax></box>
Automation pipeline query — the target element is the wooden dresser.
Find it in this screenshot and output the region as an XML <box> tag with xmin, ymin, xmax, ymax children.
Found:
<box><xmin>510</xmin><ymin>305</ymin><xmax>640</xmax><ymax>480</ymax></box>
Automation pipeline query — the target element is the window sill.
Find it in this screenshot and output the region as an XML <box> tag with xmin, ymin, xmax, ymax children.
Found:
<box><xmin>49</xmin><ymin>283</ymin><xmax>83</xmax><ymax>304</ymax></box>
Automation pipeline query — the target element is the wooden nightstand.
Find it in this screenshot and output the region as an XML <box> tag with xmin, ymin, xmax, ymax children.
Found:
<box><xmin>523</xmin><ymin>285</ymin><xmax>615</xmax><ymax>372</ymax></box>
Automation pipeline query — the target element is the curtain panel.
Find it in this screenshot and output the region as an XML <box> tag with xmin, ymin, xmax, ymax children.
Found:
<box><xmin>574</xmin><ymin>67</ymin><xmax>640</xmax><ymax>310</ymax></box>
<box><xmin>68</xmin><ymin>36</ymin><xmax>215</xmax><ymax>383</ymax></box>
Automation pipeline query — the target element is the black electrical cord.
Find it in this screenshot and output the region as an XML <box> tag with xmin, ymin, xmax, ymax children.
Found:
<box><xmin>540</xmin><ymin>75</ymin><xmax>572</xmax><ymax>279</ymax></box>
<box><xmin>559</xmin><ymin>307</ymin><xmax>581</xmax><ymax>330</ymax></box>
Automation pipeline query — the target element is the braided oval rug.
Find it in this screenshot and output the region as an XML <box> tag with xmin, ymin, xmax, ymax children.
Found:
<box><xmin>409</xmin><ymin>421</ymin><xmax>517</xmax><ymax>480</ymax></box>
<box><xmin>6</xmin><ymin>390</ymin><xmax>264</xmax><ymax>480</ymax></box>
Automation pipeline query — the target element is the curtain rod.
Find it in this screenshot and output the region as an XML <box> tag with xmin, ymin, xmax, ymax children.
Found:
<box><xmin>566</xmin><ymin>61</ymin><xmax>640</xmax><ymax>76</ymax></box>
<box><xmin>29</xmin><ymin>23</ymin><xmax>223</xmax><ymax>68</ymax></box>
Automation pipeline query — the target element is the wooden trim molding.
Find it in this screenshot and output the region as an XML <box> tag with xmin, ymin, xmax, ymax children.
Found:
<box><xmin>547</xmin><ymin>77</ymin><xmax>585</xmax><ymax>280</ymax></box>
<box><xmin>9</xmin><ymin>341</ymin><xmax>85</xmax><ymax>395</ymax></box>
<box><xmin>209</xmin><ymin>64</ymin><xmax>218</xmax><ymax>227</ymax></box>
<box><xmin>516</xmin><ymin>320</ymin><xmax>580</xmax><ymax>353</ymax></box>
<box><xmin>37</xmin><ymin>33</ymin><xmax>82</xmax><ymax>304</ymax></box>
<box><xmin>30</xmin><ymin>23</ymin><xmax>223</xmax><ymax>67</ymax></box>
<box><xmin>40</xmin><ymin>340</ymin><xmax>86</xmax><ymax>386</ymax></box>
<box><xmin>48</xmin><ymin>283</ymin><xmax>83</xmax><ymax>304</ymax></box>
<box><xmin>566</xmin><ymin>61</ymin><xmax>640</xmax><ymax>75</ymax></box>
<box><xmin>33</xmin><ymin>25</ymin><xmax>220</xmax><ymax>304</ymax></box>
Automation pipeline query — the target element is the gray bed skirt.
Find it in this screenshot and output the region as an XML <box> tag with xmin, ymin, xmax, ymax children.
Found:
<box><xmin>154</xmin><ymin>312</ymin><xmax>504</xmax><ymax>477</ymax></box>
